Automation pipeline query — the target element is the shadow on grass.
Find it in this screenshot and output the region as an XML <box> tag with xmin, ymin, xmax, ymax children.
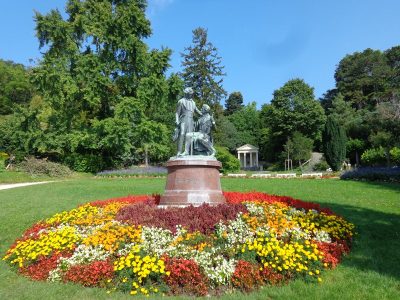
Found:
<box><xmin>319</xmin><ymin>201</ymin><xmax>400</xmax><ymax>280</ymax></box>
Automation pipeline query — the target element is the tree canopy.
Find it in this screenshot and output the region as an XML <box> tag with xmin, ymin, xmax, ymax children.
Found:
<box><xmin>225</xmin><ymin>91</ymin><xmax>244</xmax><ymax>115</ymax></box>
<box><xmin>0</xmin><ymin>0</ymin><xmax>180</xmax><ymax>171</ymax></box>
<box><xmin>0</xmin><ymin>59</ymin><xmax>33</xmax><ymax>115</ymax></box>
<box><xmin>260</xmin><ymin>79</ymin><xmax>326</xmax><ymax>160</ymax></box>
<box><xmin>180</xmin><ymin>27</ymin><xmax>227</xmax><ymax>109</ymax></box>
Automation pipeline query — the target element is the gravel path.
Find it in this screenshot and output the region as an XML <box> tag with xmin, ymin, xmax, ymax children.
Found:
<box><xmin>0</xmin><ymin>181</ymin><xmax>53</xmax><ymax>190</ymax></box>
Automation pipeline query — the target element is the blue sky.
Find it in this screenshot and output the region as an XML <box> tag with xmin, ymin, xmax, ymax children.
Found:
<box><xmin>1</xmin><ymin>0</ymin><xmax>400</xmax><ymax>107</ymax></box>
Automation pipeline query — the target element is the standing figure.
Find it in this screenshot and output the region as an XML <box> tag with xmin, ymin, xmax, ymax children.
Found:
<box><xmin>174</xmin><ymin>87</ymin><xmax>202</xmax><ymax>156</ymax></box>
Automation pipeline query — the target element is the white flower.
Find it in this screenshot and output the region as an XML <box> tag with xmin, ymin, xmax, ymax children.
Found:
<box><xmin>281</xmin><ymin>226</ymin><xmax>311</xmax><ymax>241</ymax></box>
<box><xmin>313</xmin><ymin>230</ymin><xmax>332</xmax><ymax>243</ymax></box>
<box><xmin>216</xmin><ymin>213</ymin><xmax>254</xmax><ymax>248</ymax></box>
<box><xmin>244</xmin><ymin>202</ymin><xmax>264</xmax><ymax>216</ymax></box>
<box><xmin>141</xmin><ymin>226</ymin><xmax>174</xmax><ymax>257</ymax></box>
<box><xmin>47</xmin><ymin>245</ymin><xmax>109</xmax><ymax>282</ymax></box>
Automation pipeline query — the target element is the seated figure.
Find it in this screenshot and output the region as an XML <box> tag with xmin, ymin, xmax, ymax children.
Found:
<box><xmin>182</xmin><ymin>104</ymin><xmax>216</xmax><ymax>156</ymax></box>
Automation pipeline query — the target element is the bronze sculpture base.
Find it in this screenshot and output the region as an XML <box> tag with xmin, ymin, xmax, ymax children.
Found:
<box><xmin>159</xmin><ymin>157</ymin><xmax>226</xmax><ymax>206</ymax></box>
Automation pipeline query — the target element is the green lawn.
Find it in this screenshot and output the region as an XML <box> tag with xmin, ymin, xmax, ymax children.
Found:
<box><xmin>0</xmin><ymin>170</ymin><xmax>53</xmax><ymax>184</ymax></box>
<box><xmin>0</xmin><ymin>170</ymin><xmax>91</xmax><ymax>184</ymax></box>
<box><xmin>0</xmin><ymin>178</ymin><xmax>399</xmax><ymax>300</ymax></box>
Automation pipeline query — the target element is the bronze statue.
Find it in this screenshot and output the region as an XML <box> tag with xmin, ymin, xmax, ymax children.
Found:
<box><xmin>174</xmin><ymin>87</ymin><xmax>202</xmax><ymax>156</ymax></box>
<box><xmin>183</xmin><ymin>104</ymin><xmax>216</xmax><ymax>156</ymax></box>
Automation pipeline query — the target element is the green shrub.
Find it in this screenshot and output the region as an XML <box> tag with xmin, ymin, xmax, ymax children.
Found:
<box><xmin>361</xmin><ymin>147</ymin><xmax>386</xmax><ymax>166</ymax></box>
<box><xmin>18</xmin><ymin>157</ymin><xmax>72</xmax><ymax>177</ymax></box>
<box><xmin>323</xmin><ymin>116</ymin><xmax>347</xmax><ymax>171</ymax></box>
<box><xmin>313</xmin><ymin>160</ymin><xmax>330</xmax><ymax>171</ymax></box>
<box><xmin>215</xmin><ymin>146</ymin><xmax>240</xmax><ymax>174</ymax></box>
<box><xmin>0</xmin><ymin>152</ymin><xmax>8</xmax><ymax>170</ymax></box>
<box><xmin>63</xmin><ymin>154</ymin><xmax>107</xmax><ymax>173</ymax></box>
<box><xmin>390</xmin><ymin>147</ymin><xmax>400</xmax><ymax>165</ymax></box>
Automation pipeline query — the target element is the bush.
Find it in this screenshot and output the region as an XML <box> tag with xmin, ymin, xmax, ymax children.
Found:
<box><xmin>64</xmin><ymin>154</ymin><xmax>107</xmax><ymax>173</ymax></box>
<box><xmin>361</xmin><ymin>147</ymin><xmax>386</xmax><ymax>166</ymax></box>
<box><xmin>341</xmin><ymin>167</ymin><xmax>400</xmax><ymax>183</ymax></box>
<box><xmin>313</xmin><ymin>160</ymin><xmax>330</xmax><ymax>171</ymax></box>
<box><xmin>215</xmin><ymin>146</ymin><xmax>240</xmax><ymax>174</ymax></box>
<box><xmin>18</xmin><ymin>157</ymin><xmax>73</xmax><ymax>177</ymax></box>
<box><xmin>0</xmin><ymin>151</ymin><xmax>8</xmax><ymax>170</ymax></box>
<box><xmin>390</xmin><ymin>147</ymin><xmax>400</xmax><ymax>165</ymax></box>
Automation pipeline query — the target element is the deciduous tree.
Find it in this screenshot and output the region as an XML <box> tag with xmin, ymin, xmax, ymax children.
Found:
<box><xmin>18</xmin><ymin>0</ymin><xmax>179</xmax><ymax>170</ymax></box>
<box><xmin>261</xmin><ymin>79</ymin><xmax>326</xmax><ymax>160</ymax></box>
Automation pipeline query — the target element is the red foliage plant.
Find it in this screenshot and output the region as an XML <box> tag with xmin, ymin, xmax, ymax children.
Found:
<box><xmin>317</xmin><ymin>240</ymin><xmax>350</xmax><ymax>268</ymax></box>
<box><xmin>63</xmin><ymin>260</ymin><xmax>114</xmax><ymax>287</ymax></box>
<box><xmin>231</xmin><ymin>260</ymin><xmax>263</xmax><ymax>292</ymax></box>
<box><xmin>163</xmin><ymin>257</ymin><xmax>209</xmax><ymax>296</ymax></box>
<box><xmin>259</xmin><ymin>267</ymin><xmax>286</xmax><ymax>285</ymax></box>
<box><xmin>116</xmin><ymin>203</ymin><xmax>247</xmax><ymax>234</ymax></box>
<box><xmin>223</xmin><ymin>191</ymin><xmax>334</xmax><ymax>215</ymax></box>
<box><xmin>20</xmin><ymin>251</ymin><xmax>72</xmax><ymax>281</ymax></box>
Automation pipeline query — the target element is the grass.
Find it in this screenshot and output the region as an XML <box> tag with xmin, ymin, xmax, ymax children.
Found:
<box><xmin>0</xmin><ymin>177</ymin><xmax>399</xmax><ymax>300</ymax></box>
<box><xmin>0</xmin><ymin>170</ymin><xmax>54</xmax><ymax>184</ymax></box>
<box><xmin>0</xmin><ymin>170</ymin><xmax>91</xmax><ymax>184</ymax></box>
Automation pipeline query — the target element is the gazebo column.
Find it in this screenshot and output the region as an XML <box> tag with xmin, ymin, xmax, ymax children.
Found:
<box><xmin>256</xmin><ymin>151</ymin><xmax>259</xmax><ymax>166</ymax></box>
<box><xmin>250</xmin><ymin>151</ymin><xmax>253</xmax><ymax>167</ymax></box>
<box><xmin>244</xmin><ymin>152</ymin><xmax>247</xmax><ymax>168</ymax></box>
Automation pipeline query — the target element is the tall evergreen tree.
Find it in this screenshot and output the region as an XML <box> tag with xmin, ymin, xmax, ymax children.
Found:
<box><xmin>323</xmin><ymin>116</ymin><xmax>347</xmax><ymax>171</ymax></box>
<box><xmin>225</xmin><ymin>91</ymin><xmax>243</xmax><ymax>115</ymax></box>
<box><xmin>180</xmin><ymin>27</ymin><xmax>227</xmax><ymax>108</ymax></box>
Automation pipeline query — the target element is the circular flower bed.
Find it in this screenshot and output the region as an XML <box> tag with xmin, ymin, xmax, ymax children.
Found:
<box><xmin>3</xmin><ymin>192</ymin><xmax>355</xmax><ymax>297</ymax></box>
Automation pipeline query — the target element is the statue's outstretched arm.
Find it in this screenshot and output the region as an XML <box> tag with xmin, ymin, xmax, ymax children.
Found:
<box><xmin>175</xmin><ymin>102</ymin><xmax>182</xmax><ymax>125</ymax></box>
<box><xmin>195</xmin><ymin>105</ymin><xmax>202</xmax><ymax>116</ymax></box>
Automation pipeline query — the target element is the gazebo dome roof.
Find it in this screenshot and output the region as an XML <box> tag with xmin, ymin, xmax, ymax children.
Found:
<box><xmin>236</xmin><ymin>144</ymin><xmax>259</xmax><ymax>151</ymax></box>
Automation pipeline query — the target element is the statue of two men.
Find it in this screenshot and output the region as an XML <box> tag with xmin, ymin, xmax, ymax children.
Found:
<box><xmin>174</xmin><ymin>87</ymin><xmax>216</xmax><ymax>157</ymax></box>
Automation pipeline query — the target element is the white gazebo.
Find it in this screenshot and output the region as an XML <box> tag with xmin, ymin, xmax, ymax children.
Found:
<box><xmin>236</xmin><ymin>144</ymin><xmax>259</xmax><ymax>169</ymax></box>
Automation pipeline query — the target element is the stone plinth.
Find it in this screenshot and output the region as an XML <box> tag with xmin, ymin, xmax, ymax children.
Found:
<box><xmin>159</xmin><ymin>157</ymin><xmax>225</xmax><ymax>206</ymax></box>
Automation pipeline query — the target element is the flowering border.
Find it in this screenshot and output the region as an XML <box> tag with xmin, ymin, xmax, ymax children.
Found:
<box><xmin>3</xmin><ymin>192</ymin><xmax>354</xmax><ymax>296</ymax></box>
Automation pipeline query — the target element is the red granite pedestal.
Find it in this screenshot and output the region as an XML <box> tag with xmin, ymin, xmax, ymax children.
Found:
<box><xmin>159</xmin><ymin>158</ymin><xmax>226</xmax><ymax>206</ymax></box>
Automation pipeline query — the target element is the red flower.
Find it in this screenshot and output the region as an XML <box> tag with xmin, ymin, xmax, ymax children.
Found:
<box><xmin>231</xmin><ymin>260</ymin><xmax>263</xmax><ymax>292</ymax></box>
<box><xmin>88</xmin><ymin>195</ymin><xmax>154</xmax><ymax>207</ymax></box>
<box><xmin>317</xmin><ymin>240</ymin><xmax>350</xmax><ymax>268</ymax></box>
<box><xmin>223</xmin><ymin>191</ymin><xmax>334</xmax><ymax>215</ymax></box>
<box><xmin>163</xmin><ymin>256</ymin><xmax>209</xmax><ymax>296</ymax></box>
<box><xmin>20</xmin><ymin>251</ymin><xmax>72</xmax><ymax>281</ymax></box>
<box><xmin>63</xmin><ymin>260</ymin><xmax>114</xmax><ymax>287</ymax></box>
